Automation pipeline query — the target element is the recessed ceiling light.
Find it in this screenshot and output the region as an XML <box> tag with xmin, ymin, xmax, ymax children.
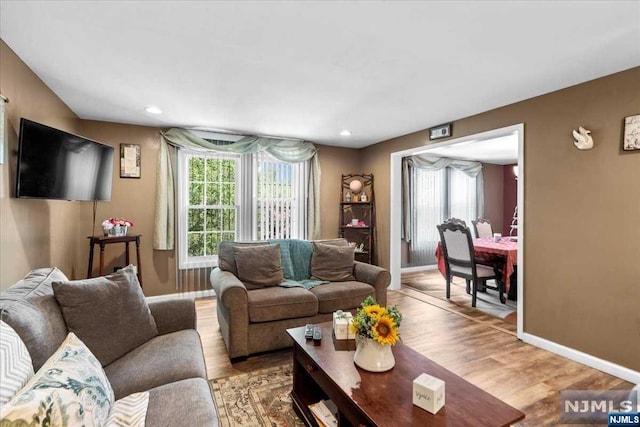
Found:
<box><xmin>145</xmin><ymin>106</ymin><xmax>162</xmax><ymax>114</ymax></box>
<box><xmin>340</xmin><ymin>130</ymin><xmax>352</xmax><ymax>136</ymax></box>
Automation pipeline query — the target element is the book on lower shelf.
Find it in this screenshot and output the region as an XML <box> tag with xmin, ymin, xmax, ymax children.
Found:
<box><xmin>308</xmin><ymin>399</ymin><xmax>338</xmax><ymax>427</ymax></box>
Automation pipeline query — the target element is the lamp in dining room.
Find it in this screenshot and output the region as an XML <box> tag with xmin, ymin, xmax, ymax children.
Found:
<box><xmin>512</xmin><ymin>165</ymin><xmax>518</xmax><ymax>179</ymax></box>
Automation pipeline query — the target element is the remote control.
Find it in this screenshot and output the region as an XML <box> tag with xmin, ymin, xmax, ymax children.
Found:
<box><xmin>305</xmin><ymin>324</ymin><xmax>314</xmax><ymax>340</ymax></box>
<box><xmin>313</xmin><ymin>326</ymin><xmax>322</xmax><ymax>343</ymax></box>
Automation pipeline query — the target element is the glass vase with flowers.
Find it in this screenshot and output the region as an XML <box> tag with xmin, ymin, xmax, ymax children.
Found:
<box><xmin>101</xmin><ymin>217</ymin><xmax>134</xmax><ymax>237</ymax></box>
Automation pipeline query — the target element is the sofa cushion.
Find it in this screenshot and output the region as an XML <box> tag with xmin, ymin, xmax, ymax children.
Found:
<box><xmin>311</xmin><ymin>242</ymin><xmax>356</xmax><ymax>281</ymax></box>
<box><xmin>145</xmin><ymin>378</ymin><xmax>218</xmax><ymax>427</ymax></box>
<box><xmin>233</xmin><ymin>244</ymin><xmax>284</xmax><ymax>288</ymax></box>
<box><xmin>0</xmin><ymin>267</ymin><xmax>69</xmax><ymax>371</ymax></box>
<box><xmin>247</xmin><ymin>287</ymin><xmax>318</xmax><ymax>322</ymax></box>
<box><xmin>0</xmin><ymin>321</ymin><xmax>34</xmax><ymax>405</ymax></box>
<box><xmin>0</xmin><ymin>332</ymin><xmax>114</xmax><ymax>427</ymax></box>
<box><xmin>309</xmin><ymin>281</ymin><xmax>375</xmax><ymax>313</ymax></box>
<box><xmin>104</xmin><ymin>329</ymin><xmax>207</xmax><ymax>399</ymax></box>
<box><xmin>52</xmin><ymin>265</ymin><xmax>159</xmax><ymax>366</ymax></box>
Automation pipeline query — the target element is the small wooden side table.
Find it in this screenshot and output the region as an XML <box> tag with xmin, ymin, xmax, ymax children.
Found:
<box><xmin>87</xmin><ymin>234</ymin><xmax>143</xmax><ymax>287</ymax></box>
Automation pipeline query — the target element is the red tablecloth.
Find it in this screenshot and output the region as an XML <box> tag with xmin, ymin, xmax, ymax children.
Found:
<box><xmin>435</xmin><ymin>237</ymin><xmax>518</xmax><ymax>293</ymax></box>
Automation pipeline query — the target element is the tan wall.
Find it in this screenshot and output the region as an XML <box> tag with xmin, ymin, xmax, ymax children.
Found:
<box><xmin>362</xmin><ymin>67</ymin><xmax>640</xmax><ymax>371</ymax></box>
<box><xmin>482</xmin><ymin>163</ymin><xmax>504</xmax><ymax>233</ymax></box>
<box><xmin>76</xmin><ymin>121</ymin><xmax>176</xmax><ymax>297</ymax></box>
<box><xmin>316</xmin><ymin>145</ymin><xmax>362</xmax><ymax>240</ymax></box>
<box><xmin>0</xmin><ymin>40</ymin><xmax>85</xmax><ymax>289</ymax></box>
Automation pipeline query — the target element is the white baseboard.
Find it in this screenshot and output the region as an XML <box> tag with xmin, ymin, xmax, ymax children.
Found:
<box><xmin>401</xmin><ymin>265</ymin><xmax>438</xmax><ymax>273</ymax></box>
<box><xmin>146</xmin><ymin>289</ymin><xmax>216</xmax><ymax>302</ymax></box>
<box><xmin>522</xmin><ymin>332</ymin><xmax>640</xmax><ymax>384</ymax></box>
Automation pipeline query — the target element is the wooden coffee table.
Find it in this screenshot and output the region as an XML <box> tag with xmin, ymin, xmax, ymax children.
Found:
<box><xmin>287</xmin><ymin>322</ymin><xmax>524</xmax><ymax>426</ymax></box>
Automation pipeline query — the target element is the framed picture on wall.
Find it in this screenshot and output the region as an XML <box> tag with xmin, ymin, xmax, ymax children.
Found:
<box><xmin>120</xmin><ymin>144</ymin><xmax>141</xmax><ymax>178</ymax></box>
<box><xmin>623</xmin><ymin>114</ymin><xmax>640</xmax><ymax>151</ymax></box>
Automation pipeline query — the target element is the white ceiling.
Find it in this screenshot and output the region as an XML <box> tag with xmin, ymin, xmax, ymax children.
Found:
<box><xmin>421</xmin><ymin>134</ymin><xmax>519</xmax><ymax>165</ymax></box>
<box><xmin>1</xmin><ymin>1</ymin><xmax>639</xmax><ymax>149</ymax></box>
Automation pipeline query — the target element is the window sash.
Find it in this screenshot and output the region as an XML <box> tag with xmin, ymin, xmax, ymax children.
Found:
<box><xmin>178</xmin><ymin>151</ymin><xmax>241</xmax><ymax>269</ymax></box>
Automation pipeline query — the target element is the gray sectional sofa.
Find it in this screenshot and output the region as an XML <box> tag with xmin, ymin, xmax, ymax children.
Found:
<box><xmin>210</xmin><ymin>239</ymin><xmax>391</xmax><ymax>359</ymax></box>
<box><xmin>0</xmin><ymin>267</ymin><xmax>217</xmax><ymax>426</ymax></box>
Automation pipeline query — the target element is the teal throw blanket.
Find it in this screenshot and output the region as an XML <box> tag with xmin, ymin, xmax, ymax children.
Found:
<box><xmin>269</xmin><ymin>239</ymin><xmax>329</xmax><ymax>289</ymax></box>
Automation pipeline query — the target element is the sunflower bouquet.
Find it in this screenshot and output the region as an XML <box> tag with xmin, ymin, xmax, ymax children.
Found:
<box><xmin>350</xmin><ymin>296</ymin><xmax>402</xmax><ymax>346</ymax></box>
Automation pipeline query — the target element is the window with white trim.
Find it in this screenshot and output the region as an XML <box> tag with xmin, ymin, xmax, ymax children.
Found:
<box><xmin>408</xmin><ymin>166</ymin><xmax>479</xmax><ymax>266</ymax></box>
<box><xmin>177</xmin><ymin>148</ymin><xmax>307</xmax><ymax>269</ymax></box>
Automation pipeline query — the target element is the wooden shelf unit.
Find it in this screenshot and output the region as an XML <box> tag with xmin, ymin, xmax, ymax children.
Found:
<box><xmin>339</xmin><ymin>173</ymin><xmax>376</xmax><ymax>265</ymax></box>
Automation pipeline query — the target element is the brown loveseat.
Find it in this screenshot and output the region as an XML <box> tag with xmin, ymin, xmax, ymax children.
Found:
<box><xmin>210</xmin><ymin>239</ymin><xmax>391</xmax><ymax>359</ymax></box>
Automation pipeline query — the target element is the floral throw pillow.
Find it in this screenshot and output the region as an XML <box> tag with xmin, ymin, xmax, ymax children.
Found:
<box><xmin>0</xmin><ymin>332</ymin><xmax>115</xmax><ymax>427</ymax></box>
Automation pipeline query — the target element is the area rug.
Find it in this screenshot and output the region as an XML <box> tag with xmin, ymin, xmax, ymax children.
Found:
<box><xmin>209</xmin><ymin>364</ymin><xmax>304</xmax><ymax>427</ymax></box>
<box><xmin>403</xmin><ymin>271</ymin><xmax>517</xmax><ymax>322</ymax></box>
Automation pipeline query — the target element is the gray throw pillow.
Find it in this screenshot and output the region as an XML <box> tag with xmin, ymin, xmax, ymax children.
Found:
<box><xmin>311</xmin><ymin>242</ymin><xmax>356</xmax><ymax>281</ymax></box>
<box><xmin>52</xmin><ymin>265</ymin><xmax>158</xmax><ymax>366</ymax></box>
<box><xmin>233</xmin><ymin>244</ymin><xmax>284</xmax><ymax>288</ymax></box>
<box><xmin>314</xmin><ymin>238</ymin><xmax>349</xmax><ymax>247</ymax></box>
<box><xmin>218</xmin><ymin>241</ymin><xmax>269</xmax><ymax>277</ymax></box>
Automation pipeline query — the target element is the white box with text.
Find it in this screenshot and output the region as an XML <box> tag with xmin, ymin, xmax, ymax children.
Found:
<box><xmin>413</xmin><ymin>373</ymin><xmax>445</xmax><ymax>414</ymax></box>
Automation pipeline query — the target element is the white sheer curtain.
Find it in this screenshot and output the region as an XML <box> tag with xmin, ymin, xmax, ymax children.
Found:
<box><xmin>410</xmin><ymin>168</ymin><xmax>446</xmax><ymax>266</ymax></box>
<box><xmin>254</xmin><ymin>151</ymin><xmax>305</xmax><ymax>240</ymax></box>
<box><xmin>403</xmin><ymin>154</ymin><xmax>484</xmax><ymax>267</ymax></box>
<box><xmin>449</xmin><ymin>168</ymin><xmax>478</xmax><ymax>228</ymax></box>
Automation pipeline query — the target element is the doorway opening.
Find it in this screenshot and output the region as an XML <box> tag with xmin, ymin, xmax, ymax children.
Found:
<box><xmin>389</xmin><ymin>124</ymin><xmax>524</xmax><ymax>338</ymax></box>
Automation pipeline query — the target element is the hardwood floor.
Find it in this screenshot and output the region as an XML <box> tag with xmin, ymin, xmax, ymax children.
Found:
<box><xmin>195</xmin><ymin>290</ymin><xmax>632</xmax><ymax>426</ymax></box>
<box><xmin>401</xmin><ymin>270</ymin><xmax>518</xmax><ymax>335</ymax></box>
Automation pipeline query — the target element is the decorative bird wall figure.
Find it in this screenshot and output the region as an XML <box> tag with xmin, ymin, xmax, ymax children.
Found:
<box><xmin>572</xmin><ymin>127</ymin><xmax>594</xmax><ymax>150</ymax></box>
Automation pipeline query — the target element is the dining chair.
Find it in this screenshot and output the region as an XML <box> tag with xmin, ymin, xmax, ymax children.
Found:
<box><xmin>437</xmin><ymin>221</ymin><xmax>506</xmax><ymax>307</ymax></box>
<box><xmin>472</xmin><ymin>218</ymin><xmax>493</xmax><ymax>238</ymax></box>
<box><xmin>445</xmin><ymin>217</ymin><xmax>467</xmax><ymax>227</ymax></box>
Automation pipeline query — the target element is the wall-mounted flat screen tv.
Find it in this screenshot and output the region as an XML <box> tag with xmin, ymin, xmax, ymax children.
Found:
<box><xmin>15</xmin><ymin>118</ymin><xmax>114</xmax><ymax>201</ymax></box>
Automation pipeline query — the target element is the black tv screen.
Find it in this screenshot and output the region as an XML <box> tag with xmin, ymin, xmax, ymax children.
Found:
<box><xmin>16</xmin><ymin>119</ymin><xmax>114</xmax><ymax>201</ymax></box>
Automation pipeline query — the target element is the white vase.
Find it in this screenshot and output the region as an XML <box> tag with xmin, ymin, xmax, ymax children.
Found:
<box><xmin>353</xmin><ymin>337</ymin><xmax>395</xmax><ymax>372</ymax></box>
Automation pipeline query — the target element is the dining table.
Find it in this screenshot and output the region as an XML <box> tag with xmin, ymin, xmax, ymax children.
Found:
<box><xmin>435</xmin><ymin>237</ymin><xmax>518</xmax><ymax>295</ymax></box>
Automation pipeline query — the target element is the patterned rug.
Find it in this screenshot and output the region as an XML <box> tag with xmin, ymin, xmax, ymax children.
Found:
<box><xmin>209</xmin><ymin>364</ymin><xmax>304</xmax><ymax>427</ymax></box>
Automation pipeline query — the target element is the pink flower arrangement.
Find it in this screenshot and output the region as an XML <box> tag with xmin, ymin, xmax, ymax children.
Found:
<box><xmin>101</xmin><ymin>217</ymin><xmax>134</xmax><ymax>230</ymax></box>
